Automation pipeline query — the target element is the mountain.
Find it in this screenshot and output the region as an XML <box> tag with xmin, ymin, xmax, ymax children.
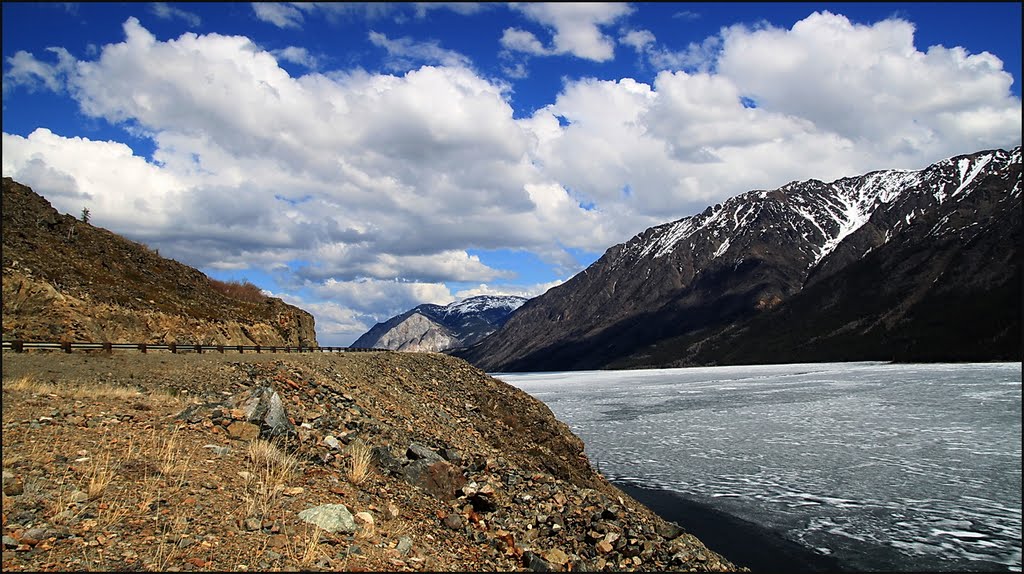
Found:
<box><xmin>457</xmin><ymin>147</ymin><xmax>1021</xmax><ymax>372</ymax></box>
<box><xmin>1</xmin><ymin>177</ymin><xmax>317</xmax><ymax>346</ymax></box>
<box><xmin>351</xmin><ymin>295</ymin><xmax>528</xmax><ymax>352</ymax></box>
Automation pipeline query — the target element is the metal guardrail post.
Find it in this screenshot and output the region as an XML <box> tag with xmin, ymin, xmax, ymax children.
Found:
<box><xmin>138</xmin><ymin>343</ymin><xmax>147</xmax><ymax>353</ymax></box>
<box><xmin>103</xmin><ymin>342</ymin><xmax>112</xmax><ymax>354</ymax></box>
<box><xmin>170</xmin><ymin>342</ymin><xmax>177</xmax><ymax>354</ymax></box>
<box><xmin>255</xmin><ymin>345</ymin><xmax>261</xmax><ymax>353</ymax></box>
<box><xmin>62</xmin><ymin>342</ymin><xmax>71</xmax><ymax>353</ymax></box>
<box><xmin>13</xmin><ymin>340</ymin><xmax>24</xmax><ymax>353</ymax></box>
<box><xmin>217</xmin><ymin>345</ymin><xmax>224</xmax><ymax>354</ymax></box>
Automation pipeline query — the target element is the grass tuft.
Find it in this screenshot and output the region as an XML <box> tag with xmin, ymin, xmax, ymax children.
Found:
<box><xmin>347</xmin><ymin>439</ymin><xmax>373</xmax><ymax>486</ymax></box>
<box><xmin>243</xmin><ymin>439</ymin><xmax>299</xmax><ymax>519</ymax></box>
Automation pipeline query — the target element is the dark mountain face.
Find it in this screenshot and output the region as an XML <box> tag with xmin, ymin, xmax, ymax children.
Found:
<box><xmin>350</xmin><ymin>295</ymin><xmax>527</xmax><ymax>352</ymax></box>
<box><xmin>457</xmin><ymin>147</ymin><xmax>1021</xmax><ymax>372</ymax></box>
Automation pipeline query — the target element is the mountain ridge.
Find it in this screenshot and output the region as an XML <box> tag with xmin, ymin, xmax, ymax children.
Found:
<box><xmin>456</xmin><ymin>146</ymin><xmax>1021</xmax><ymax>371</ymax></box>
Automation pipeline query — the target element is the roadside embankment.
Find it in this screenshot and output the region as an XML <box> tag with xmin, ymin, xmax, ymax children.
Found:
<box><xmin>2</xmin><ymin>350</ymin><xmax>743</xmax><ymax>572</ymax></box>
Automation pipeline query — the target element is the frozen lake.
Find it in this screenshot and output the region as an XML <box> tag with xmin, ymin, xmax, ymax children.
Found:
<box><xmin>496</xmin><ymin>362</ymin><xmax>1022</xmax><ymax>572</ymax></box>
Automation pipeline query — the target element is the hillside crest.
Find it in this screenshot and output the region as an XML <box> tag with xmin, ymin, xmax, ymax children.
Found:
<box><xmin>1</xmin><ymin>177</ymin><xmax>316</xmax><ymax>346</ymax></box>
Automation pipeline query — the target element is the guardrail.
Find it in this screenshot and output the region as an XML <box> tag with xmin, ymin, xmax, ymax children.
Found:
<box><xmin>1</xmin><ymin>340</ymin><xmax>387</xmax><ymax>354</ymax></box>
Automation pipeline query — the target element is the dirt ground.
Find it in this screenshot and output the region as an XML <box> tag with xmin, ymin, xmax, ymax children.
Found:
<box><xmin>1</xmin><ymin>350</ymin><xmax>740</xmax><ymax>572</ymax></box>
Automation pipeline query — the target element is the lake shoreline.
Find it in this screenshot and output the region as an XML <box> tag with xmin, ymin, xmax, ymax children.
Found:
<box><xmin>612</xmin><ymin>480</ymin><xmax>847</xmax><ymax>573</ymax></box>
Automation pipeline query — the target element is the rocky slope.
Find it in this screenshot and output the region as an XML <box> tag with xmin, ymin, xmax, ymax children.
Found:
<box><xmin>1</xmin><ymin>177</ymin><xmax>317</xmax><ymax>347</ymax></box>
<box><xmin>2</xmin><ymin>350</ymin><xmax>740</xmax><ymax>572</ymax></box>
<box><xmin>459</xmin><ymin>147</ymin><xmax>1021</xmax><ymax>371</ymax></box>
<box><xmin>353</xmin><ymin>296</ymin><xmax>528</xmax><ymax>352</ymax></box>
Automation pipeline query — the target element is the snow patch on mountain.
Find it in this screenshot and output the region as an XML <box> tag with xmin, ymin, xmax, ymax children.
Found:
<box><xmin>620</xmin><ymin>148</ymin><xmax>1018</xmax><ymax>270</ymax></box>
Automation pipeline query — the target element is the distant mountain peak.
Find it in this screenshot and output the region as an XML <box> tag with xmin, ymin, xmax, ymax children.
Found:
<box><xmin>351</xmin><ymin>294</ymin><xmax>528</xmax><ymax>352</ymax></box>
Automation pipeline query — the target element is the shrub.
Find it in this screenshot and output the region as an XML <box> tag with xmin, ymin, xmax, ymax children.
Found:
<box><xmin>209</xmin><ymin>278</ymin><xmax>268</xmax><ymax>303</ymax></box>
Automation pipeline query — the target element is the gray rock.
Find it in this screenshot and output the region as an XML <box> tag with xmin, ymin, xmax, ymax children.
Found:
<box><xmin>522</xmin><ymin>550</ymin><xmax>552</xmax><ymax>572</ymax></box>
<box><xmin>297</xmin><ymin>504</ymin><xmax>356</xmax><ymax>533</ymax></box>
<box><xmin>403</xmin><ymin>459</ymin><xmax>466</xmax><ymax>500</ymax></box>
<box><xmin>655</xmin><ymin>521</ymin><xmax>684</xmax><ymax>540</ymax></box>
<box><xmin>396</xmin><ymin>536</ymin><xmax>413</xmax><ymax>556</ymax></box>
<box><xmin>231</xmin><ymin>386</ymin><xmax>294</xmax><ymax>437</ymax></box>
<box><xmin>2</xmin><ymin>535</ymin><xmax>18</xmax><ymax>549</ymax></box>
<box><xmin>323</xmin><ymin>435</ymin><xmax>341</xmax><ymax>450</ymax></box>
<box><xmin>406</xmin><ymin>442</ymin><xmax>443</xmax><ymax>462</ymax></box>
<box><xmin>440</xmin><ymin>447</ymin><xmax>463</xmax><ymax>465</ymax></box>
<box><xmin>443</xmin><ymin>512</ymin><xmax>463</xmax><ymax>530</ymax></box>
<box><xmin>2</xmin><ymin>473</ymin><xmax>24</xmax><ymax>496</ymax></box>
<box><xmin>371</xmin><ymin>446</ymin><xmax>405</xmax><ymax>475</ymax></box>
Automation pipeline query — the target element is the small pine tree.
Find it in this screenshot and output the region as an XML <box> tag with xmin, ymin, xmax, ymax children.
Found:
<box><xmin>80</xmin><ymin>207</ymin><xmax>91</xmax><ymax>224</ymax></box>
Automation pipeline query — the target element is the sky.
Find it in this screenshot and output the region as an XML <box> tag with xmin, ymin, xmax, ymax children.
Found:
<box><xmin>2</xmin><ymin>2</ymin><xmax>1021</xmax><ymax>346</ymax></box>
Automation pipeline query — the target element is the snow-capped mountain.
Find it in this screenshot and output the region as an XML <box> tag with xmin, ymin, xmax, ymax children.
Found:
<box><xmin>351</xmin><ymin>295</ymin><xmax>527</xmax><ymax>352</ymax></box>
<box><xmin>457</xmin><ymin>146</ymin><xmax>1021</xmax><ymax>371</ymax></box>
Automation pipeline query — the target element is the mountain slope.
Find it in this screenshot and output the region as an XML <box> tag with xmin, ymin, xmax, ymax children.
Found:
<box><xmin>351</xmin><ymin>295</ymin><xmax>527</xmax><ymax>352</ymax></box>
<box><xmin>2</xmin><ymin>177</ymin><xmax>317</xmax><ymax>346</ymax></box>
<box><xmin>459</xmin><ymin>147</ymin><xmax>1021</xmax><ymax>371</ymax></box>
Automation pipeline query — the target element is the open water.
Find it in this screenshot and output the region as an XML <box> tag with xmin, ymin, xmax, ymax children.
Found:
<box><xmin>496</xmin><ymin>362</ymin><xmax>1022</xmax><ymax>572</ymax></box>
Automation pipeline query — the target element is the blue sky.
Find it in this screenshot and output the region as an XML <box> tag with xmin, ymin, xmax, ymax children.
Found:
<box><xmin>3</xmin><ymin>2</ymin><xmax>1021</xmax><ymax>345</ymax></box>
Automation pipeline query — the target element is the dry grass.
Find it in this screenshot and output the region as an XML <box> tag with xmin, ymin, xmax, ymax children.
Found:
<box><xmin>284</xmin><ymin>524</ymin><xmax>326</xmax><ymax>566</ymax></box>
<box><xmin>347</xmin><ymin>439</ymin><xmax>373</xmax><ymax>486</ymax></box>
<box><xmin>85</xmin><ymin>449</ymin><xmax>115</xmax><ymax>499</ymax></box>
<box><xmin>243</xmin><ymin>439</ymin><xmax>299</xmax><ymax>519</ymax></box>
<box><xmin>155</xmin><ymin>430</ymin><xmax>192</xmax><ymax>485</ymax></box>
<box><xmin>1</xmin><ymin>374</ymin><xmax>171</xmax><ymax>402</ymax></box>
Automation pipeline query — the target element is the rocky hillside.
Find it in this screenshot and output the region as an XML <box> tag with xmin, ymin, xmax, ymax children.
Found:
<box><xmin>459</xmin><ymin>147</ymin><xmax>1021</xmax><ymax>371</ymax></box>
<box><xmin>1</xmin><ymin>350</ymin><xmax>740</xmax><ymax>572</ymax></box>
<box><xmin>353</xmin><ymin>295</ymin><xmax>528</xmax><ymax>353</ymax></box>
<box><xmin>1</xmin><ymin>177</ymin><xmax>316</xmax><ymax>346</ymax></box>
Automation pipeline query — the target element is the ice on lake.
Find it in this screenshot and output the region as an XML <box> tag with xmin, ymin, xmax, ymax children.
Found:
<box><xmin>496</xmin><ymin>362</ymin><xmax>1023</xmax><ymax>572</ymax></box>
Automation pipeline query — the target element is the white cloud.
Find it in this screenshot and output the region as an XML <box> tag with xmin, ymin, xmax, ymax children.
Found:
<box><xmin>454</xmin><ymin>280</ymin><xmax>563</xmax><ymax>301</ymax></box>
<box><xmin>508</xmin><ymin>2</ymin><xmax>633</xmax><ymax>61</ymax></box>
<box><xmin>2</xmin><ymin>12</ymin><xmax>1019</xmax><ymax>346</ymax></box>
<box><xmin>272</xmin><ymin>46</ymin><xmax>318</xmax><ymax>69</ymax></box>
<box><xmin>251</xmin><ymin>2</ymin><xmax>305</xmax><ymax>29</ymax></box>
<box><xmin>3</xmin><ymin>47</ymin><xmax>76</xmax><ymax>93</ymax></box>
<box><xmin>314</xmin><ymin>278</ymin><xmax>454</xmax><ymax>320</ymax></box>
<box><xmin>716</xmin><ymin>11</ymin><xmax>1021</xmax><ymax>161</ymax></box>
<box><xmin>151</xmin><ymin>3</ymin><xmax>201</xmax><ymax>27</ymax></box>
<box><xmin>620</xmin><ymin>29</ymin><xmax>655</xmax><ymax>52</ymax></box>
<box><xmin>368</xmin><ymin>32</ymin><xmax>472</xmax><ymax>70</ymax></box>
<box><xmin>413</xmin><ymin>2</ymin><xmax>484</xmax><ymax>18</ymax></box>
<box><xmin>501</xmin><ymin>28</ymin><xmax>550</xmax><ymax>56</ymax></box>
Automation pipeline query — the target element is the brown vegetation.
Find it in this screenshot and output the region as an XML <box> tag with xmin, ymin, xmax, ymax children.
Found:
<box><xmin>208</xmin><ymin>278</ymin><xmax>268</xmax><ymax>304</ymax></box>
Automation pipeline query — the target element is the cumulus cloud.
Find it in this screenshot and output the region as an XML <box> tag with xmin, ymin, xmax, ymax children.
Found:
<box><xmin>506</xmin><ymin>3</ymin><xmax>633</xmax><ymax>61</ymax></box>
<box><xmin>2</xmin><ymin>11</ymin><xmax>1020</xmax><ymax>345</ymax></box>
